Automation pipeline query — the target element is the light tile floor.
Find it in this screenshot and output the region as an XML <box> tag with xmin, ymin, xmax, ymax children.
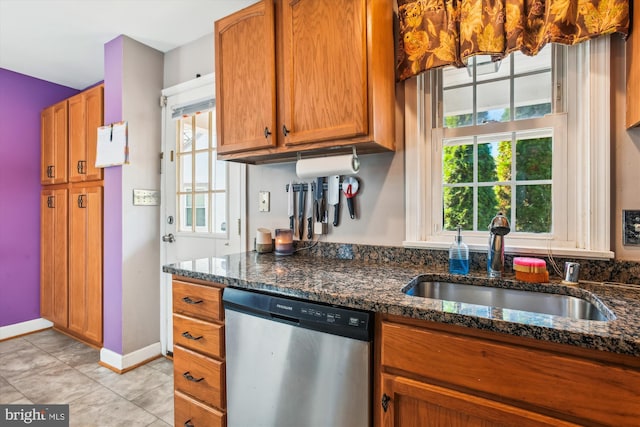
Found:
<box><xmin>0</xmin><ymin>329</ymin><xmax>174</xmax><ymax>426</ymax></box>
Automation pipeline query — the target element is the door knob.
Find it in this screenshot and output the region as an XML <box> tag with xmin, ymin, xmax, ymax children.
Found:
<box><xmin>162</xmin><ymin>233</ymin><xmax>175</xmax><ymax>243</ymax></box>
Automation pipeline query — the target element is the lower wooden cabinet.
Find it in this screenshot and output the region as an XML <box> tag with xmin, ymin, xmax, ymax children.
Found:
<box><xmin>40</xmin><ymin>188</ymin><xmax>68</xmax><ymax>327</ymax></box>
<box><xmin>175</xmin><ymin>390</ymin><xmax>225</xmax><ymax>427</ymax></box>
<box><xmin>40</xmin><ymin>184</ymin><xmax>103</xmax><ymax>346</ymax></box>
<box><xmin>377</xmin><ymin>315</ymin><xmax>640</xmax><ymax>426</ymax></box>
<box><xmin>67</xmin><ymin>185</ymin><xmax>103</xmax><ymax>344</ymax></box>
<box><xmin>172</xmin><ymin>277</ymin><xmax>226</xmax><ymax>427</ymax></box>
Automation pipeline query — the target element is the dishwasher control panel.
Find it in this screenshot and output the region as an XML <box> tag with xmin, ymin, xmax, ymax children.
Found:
<box><xmin>270</xmin><ymin>297</ymin><xmax>371</xmax><ymax>341</ymax></box>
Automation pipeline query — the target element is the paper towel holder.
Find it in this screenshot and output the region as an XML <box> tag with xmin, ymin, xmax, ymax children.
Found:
<box><xmin>296</xmin><ymin>146</ymin><xmax>359</xmax><ymax>161</ymax></box>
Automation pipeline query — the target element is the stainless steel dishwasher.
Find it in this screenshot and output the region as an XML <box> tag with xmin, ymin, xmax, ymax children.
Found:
<box><xmin>223</xmin><ymin>287</ymin><xmax>373</xmax><ymax>427</ymax></box>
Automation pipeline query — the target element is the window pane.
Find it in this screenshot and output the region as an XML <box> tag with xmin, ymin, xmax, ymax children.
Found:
<box><xmin>478</xmin><ymin>186</ymin><xmax>500</xmax><ymax>230</ymax></box>
<box><xmin>443</xmin><ymin>66</ymin><xmax>471</xmax><ymax>88</ymax></box>
<box><xmin>514</xmin><ymin>72</ymin><xmax>551</xmax><ymax>120</ymax></box>
<box><xmin>179</xmin><ymin>154</ymin><xmax>192</xmax><ymax>192</ymax></box>
<box><xmin>213</xmin><ymin>192</ymin><xmax>227</xmax><ymax>233</ymax></box>
<box><xmin>443</xmin><ymin>85</ymin><xmax>473</xmax><ymax>128</ymax></box>
<box><xmin>443</xmin><ymin>143</ymin><xmax>473</xmax><ymax>184</ymax></box>
<box><xmin>195</xmin><ymin>113</ymin><xmax>209</xmax><ymax>150</ymax></box>
<box><xmin>213</xmin><ymin>160</ymin><xmax>227</xmax><ymax>191</ymax></box>
<box><xmin>195</xmin><ymin>193</ymin><xmax>208</xmax><ymax>232</ymax></box>
<box><xmin>443</xmin><ymin>186</ymin><xmax>473</xmax><ymax>230</ymax></box>
<box><xmin>476</xmin><ymin>55</ymin><xmax>511</xmax><ymax>82</ymax></box>
<box><xmin>179</xmin><ymin>194</ymin><xmax>191</xmax><ymax>232</ymax></box>
<box><xmin>514</xmin><ymin>47</ymin><xmax>551</xmax><ymax>75</ymax></box>
<box><xmin>516</xmin><ymin>184</ymin><xmax>552</xmax><ymax>233</ymax></box>
<box><xmin>194</xmin><ymin>152</ymin><xmax>209</xmax><ymax>191</ymax></box>
<box><xmin>516</xmin><ymin>137</ymin><xmax>552</xmax><ymax>180</ymax></box>
<box><xmin>477</xmin><ymin>80</ymin><xmax>510</xmax><ymax>123</ymax></box>
<box><xmin>179</xmin><ymin>117</ymin><xmax>192</xmax><ymax>152</ymax></box>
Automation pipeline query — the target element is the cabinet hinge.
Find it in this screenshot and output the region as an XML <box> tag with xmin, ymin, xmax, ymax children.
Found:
<box><xmin>160</xmin><ymin>95</ymin><xmax>167</xmax><ymax>108</ymax></box>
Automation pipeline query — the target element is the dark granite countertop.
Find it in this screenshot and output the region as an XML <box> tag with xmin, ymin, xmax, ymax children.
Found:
<box><xmin>163</xmin><ymin>251</ymin><xmax>640</xmax><ymax>357</ymax></box>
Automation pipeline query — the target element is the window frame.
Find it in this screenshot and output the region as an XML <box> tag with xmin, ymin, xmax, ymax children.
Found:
<box><xmin>404</xmin><ymin>38</ymin><xmax>613</xmax><ymax>259</ymax></box>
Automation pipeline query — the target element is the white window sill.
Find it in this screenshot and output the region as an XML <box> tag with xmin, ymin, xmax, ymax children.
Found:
<box><xmin>403</xmin><ymin>240</ymin><xmax>615</xmax><ymax>260</ymax></box>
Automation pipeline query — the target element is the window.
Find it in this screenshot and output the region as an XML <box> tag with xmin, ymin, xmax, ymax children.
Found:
<box><xmin>176</xmin><ymin>110</ymin><xmax>227</xmax><ymax>234</ymax></box>
<box><xmin>404</xmin><ymin>38</ymin><xmax>613</xmax><ymax>258</ymax></box>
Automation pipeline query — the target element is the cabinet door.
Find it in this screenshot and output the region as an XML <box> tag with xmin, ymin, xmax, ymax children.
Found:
<box><xmin>41</xmin><ymin>101</ymin><xmax>68</xmax><ymax>184</ymax></box>
<box><xmin>69</xmin><ymin>86</ymin><xmax>104</xmax><ymax>182</ymax></box>
<box><xmin>380</xmin><ymin>374</ymin><xmax>577</xmax><ymax>427</ymax></box>
<box><xmin>68</xmin><ymin>185</ymin><xmax>103</xmax><ymax>344</ymax></box>
<box><xmin>626</xmin><ymin>2</ymin><xmax>639</xmax><ymax>128</ymax></box>
<box><xmin>215</xmin><ymin>0</ymin><xmax>277</xmax><ymax>154</ymax></box>
<box><xmin>68</xmin><ymin>93</ymin><xmax>85</xmax><ymax>182</ymax></box>
<box><xmin>84</xmin><ymin>86</ymin><xmax>104</xmax><ymax>181</ymax></box>
<box><xmin>281</xmin><ymin>0</ymin><xmax>368</xmax><ymax>146</ymax></box>
<box><xmin>40</xmin><ymin>188</ymin><xmax>68</xmax><ymax>326</ymax></box>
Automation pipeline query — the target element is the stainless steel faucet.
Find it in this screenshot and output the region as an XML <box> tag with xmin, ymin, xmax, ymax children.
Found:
<box><xmin>488</xmin><ymin>212</ymin><xmax>510</xmax><ymax>278</ymax></box>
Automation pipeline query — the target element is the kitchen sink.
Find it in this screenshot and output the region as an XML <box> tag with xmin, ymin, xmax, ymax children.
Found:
<box><xmin>402</xmin><ymin>280</ymin><xmax>612</xmax><ymax>321</ymax></box>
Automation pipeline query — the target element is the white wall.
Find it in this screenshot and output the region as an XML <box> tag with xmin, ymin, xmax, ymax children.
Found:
<box><xmin>163</xmin><ymin>33</ymin><xmax>214</xmax><ymax>88</ymax></box>
<box><xmin>121</xmin><ymin>37</ymin><xmax>164</xmax><ymax>354</ymax></box>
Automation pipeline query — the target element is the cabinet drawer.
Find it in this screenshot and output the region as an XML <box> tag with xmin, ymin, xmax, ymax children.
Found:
<box><xmin>381</xmin><ymin>321</ymin><xmax>640</xmax><ymax>425</ymax></box>
<box><xmin>174</xmin><ymin>345</ymin><xmax>225</xmax><ymax>410</ymax></box>
<box><xmin>175</xmin><ymin>390</ymin><xmax>225</xmax><ymax>427</ymax></box>
<box><xmin>173</xmin><ymin>280</ymin><xmax>223</xmax><ymax>322</ymax></box>
<box><xmin>173</xmin><ymin>313</ymin><xmax>224</xmax><ymax>359</ymax></box>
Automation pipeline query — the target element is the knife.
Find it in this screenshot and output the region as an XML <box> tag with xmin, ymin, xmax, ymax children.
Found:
<box><xmin>288</xmin><ymin>180</ymin><xmax>294</xmax><ymax>230</ymax></box>
<box><xmin>307</xmin><ymin>181</ymin><xmax>314</xmax><ymax>239</ymax></box>
<box><xmin>328</xmin><ymin>175</ymin><xmax>340</xmax><ymax>227</ymax></box>
<box><xmin>298</xmin><ymin>182</ymin><xmax>305</xmax><ymax>239</ymax></box>
<box><xmin>315</xmin><ymin>177</ymin><xmax>324</xmax><ymax>223</ymax></box>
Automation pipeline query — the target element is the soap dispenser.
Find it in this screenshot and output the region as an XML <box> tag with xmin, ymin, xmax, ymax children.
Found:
<box><xmin>449</xmin><ymin>225</ymin><xmax>469</xmax><ymax>275</ymax></box>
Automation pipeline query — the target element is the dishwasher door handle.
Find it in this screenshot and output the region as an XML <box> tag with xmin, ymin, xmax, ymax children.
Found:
<box><xmin>271</xmin><ymin>312</ymin><xmax>300</xmax><ymax>325</ymax></box>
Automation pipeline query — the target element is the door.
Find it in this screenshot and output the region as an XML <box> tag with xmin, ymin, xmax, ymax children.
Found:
<box><xmin>160</xmin><ymin>74</ymin><xmax>246</xmax><ymax>355</ymax></box>
<box><xmin>41</xmin><ymin>100</ymin><xmax>68</xmax><ymax>184</ymax></box>
<box><xmin>69</xmin><ymin>85</ymin><xmax>104</xmax><ymax>182</ymax></box>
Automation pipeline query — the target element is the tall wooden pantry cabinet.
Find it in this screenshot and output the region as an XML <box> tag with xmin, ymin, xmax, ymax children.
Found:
<box><xmin>40</xmin><ymin>84</ymin><xmax>104</xmax><ymax>346</ymax></box>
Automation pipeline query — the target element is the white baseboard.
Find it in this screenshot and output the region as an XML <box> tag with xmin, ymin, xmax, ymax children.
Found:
<box><xmin>0</xmin><ymin>318</ymin><xmax>53</xmax><ymax>340</ymax></box>
<box><xmin>100</xmin><ymin>341</ymin><xmax>162</xmax><ymax>371</ymax></box>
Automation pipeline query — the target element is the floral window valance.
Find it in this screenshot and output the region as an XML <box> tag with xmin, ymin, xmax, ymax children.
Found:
<box><xmin>397</xmin><ymin>0</ymin><xmax>630</xmax><ymax>81</ymax></box>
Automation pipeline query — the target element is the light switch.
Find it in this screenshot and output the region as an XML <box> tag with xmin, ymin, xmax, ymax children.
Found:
<box><xmin>133</xmin><ymin>189</ymin><xmax>160</xmax><ymax>206</ymax></box>
<box><xmin>259</xmin><ymin>191</ymin><xmax>270</xmax><ymax>212</ymax></box>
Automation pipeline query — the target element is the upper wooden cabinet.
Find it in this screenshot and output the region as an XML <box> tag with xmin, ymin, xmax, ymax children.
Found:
<box><xmin>69</xmin><ymin>85</ymin><xmax>104</xmax><ymax>182</ymax></box>
<box><xmin>215</xmin><ymin>0</ymin><xmax>277</xmax><ymax>154</ymax></box>
<box><xmin>41</xmin><ymin>100</ymin><xmax>68</xmax><ymax>184</ymax></box>
<box><xmin>215</xmin><ymin>0</ymin><xmax>396</xmax><ymax>162</ymax></box>
<box><xmin>627</xmin><ymin>2</ymin><xmax>639</xmax><ymax>128</ymax></box>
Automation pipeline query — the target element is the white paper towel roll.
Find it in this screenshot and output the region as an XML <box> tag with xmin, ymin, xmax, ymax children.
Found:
<box><xmin>295</xmin><ymin>155</ymin><xmax>360</xmax><ymax>178</ymax></box>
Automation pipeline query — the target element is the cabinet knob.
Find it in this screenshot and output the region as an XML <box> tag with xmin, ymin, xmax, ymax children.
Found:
<box><xmin>282</xmin><ymin>125</ymin><xmax>290</xmax><ymax>136</ymax></box>
<box><xmin>77</xmin><ymin>194</ymin><xmax>86</xmax><ymax>208</ymax></box>
<box><xmin>264</xmin><ymin>127</ymin><xmax>272</xmax><ymax>138</ymax></box>
<box><xmin>47</xmin><ymin>196</ymin><xmax>55</xmax><ymax>209</ymax></box>
<box><xmin>381</xmin><ymin>393</ymin><xmax>391</xmax><ymax>412</ymax></box>
<box><xmin>77</xmin><ymin>160</ymin><xmax>86</xmax><ymax>174</ymax></box>
<box><xmin>184</xmin><ymin>420</ymin><xmax>194</xmax><ymax>427</ymax></box>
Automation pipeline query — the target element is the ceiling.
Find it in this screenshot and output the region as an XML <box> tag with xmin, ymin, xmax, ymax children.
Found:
<box><xmin>0</xmin><ymin>0</ymin><xmax>254</xmax><ymax>89</ymax></box>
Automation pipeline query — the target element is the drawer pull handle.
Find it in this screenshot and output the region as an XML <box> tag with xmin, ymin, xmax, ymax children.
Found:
<box><xmin>181</xmin><ymin>331</ymin><xmax>203</xmax><ymax>341</ymax></box>
<box><xmin>182</xmin><ymin>296</ymin><xmax>203</xmax><ymax>305</ymax></box>
<box><xmin>381</xmin><ymin>393</ymin><xmax>391</xmax><ymax>412</ymax></box>
<box><xmin>184</xmin><ymin>420</ymin><xmax>194</xmax><ymax>427</ymax></box>
<box><xmin>183</xmin><ymin>371</ymin><xmax>204</xmax><ymax>383</ymax></box>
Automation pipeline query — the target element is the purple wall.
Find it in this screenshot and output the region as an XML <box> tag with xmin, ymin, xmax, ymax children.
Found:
<box><xmin>103</xmin><ymin>36</ymin><xmax>124</xmax><ymax>354</ymax></box>
<box><xmin>0</xmin><ymin>69</ymin><xmax>78</xmax><ymax>327</ymax></box>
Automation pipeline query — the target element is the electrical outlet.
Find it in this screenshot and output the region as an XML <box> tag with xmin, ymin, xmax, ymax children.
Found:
<box><xmin>259</xmin><ymin>191</ymin><xmax>270</xmax><ymax>212</ymax></box>
<box><xmin>623</xmin><ymin>210</ymin><xmax>640</xmax><ymax>246</ymax></box>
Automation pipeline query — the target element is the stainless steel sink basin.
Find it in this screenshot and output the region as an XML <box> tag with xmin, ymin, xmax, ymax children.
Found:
<box><xmin>403</xmin><ymin>280</ymin><xmax>611</xmax><ymax>321</ymax></box>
